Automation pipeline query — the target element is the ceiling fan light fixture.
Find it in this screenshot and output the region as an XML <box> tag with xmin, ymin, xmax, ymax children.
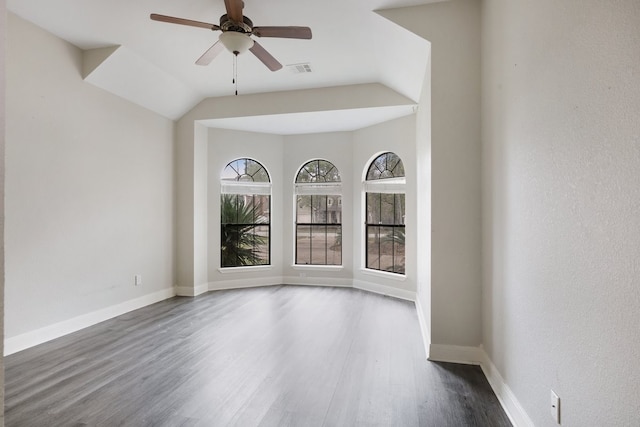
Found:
<box><xmin>219</xmin><ymin>32</ymin><xmax>254</xmax><ymax>55</ymax></box>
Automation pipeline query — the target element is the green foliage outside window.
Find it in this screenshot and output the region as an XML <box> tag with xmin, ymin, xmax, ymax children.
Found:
<box><xmin>220</xmin><ymin>194</ymin><xmax>270</xmax><ymax>267</ymax></box>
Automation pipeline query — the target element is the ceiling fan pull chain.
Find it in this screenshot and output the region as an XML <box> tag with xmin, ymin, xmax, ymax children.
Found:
<box><xmin>233</xmin><ymin>53</ymin><xmax>238</xmax><ymax>96</ymax></box>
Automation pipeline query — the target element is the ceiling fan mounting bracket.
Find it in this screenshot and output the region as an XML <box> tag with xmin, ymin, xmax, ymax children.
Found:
<box><xmin>219</xmin><ymin>14</ymin><xmax>253</xmax><ymax>33</ymax></box>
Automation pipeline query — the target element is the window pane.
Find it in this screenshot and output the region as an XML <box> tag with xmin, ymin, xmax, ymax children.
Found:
<box><xmin>387</xmin><ymin>153</ymin><xmax>401</xmax><ymax>175</ymax></box>
<box><xmin>367</xmin><ymin>193</ymin><xmax>381</xmax><ymax>224</ymax></box>
<box><xmin>311</xmin><ymin>225</ymin><xmax>327</xmax><ymax>264</ymax></box>
<box><xmin>253</xmin><ymin>225</ymin><xmax>270</xmax><ymax>265</ymax></box>
<box><xmin>297</xmin><ymin>195</ymin><xmax>311</xmax><ymax>223</ymax></box>
<box><xmin>374</xmin><ymin>156</ymin><xmax>387</xmax><ymax>175</ymax></box>
<box><xmin>367</xmin><ymin>226</ymin><xmax>380</xmax><ymax>270</ymax></box>
<box><xmin>296</xmin><ymin>225</ymin><xmax>311</xmax><ymax>264</ymax></box>
<box><xmin>221</xmin><ymin>224</ymin><xmax>270</xmax><ymax>267</ymax></box>
<box><xmin>319</xmin><ymin>160</ymin><xmax>340</xmax><ymax>182</ymax></box>
<box><xmin>367</xmin><ymin>164</ymin><xmax>382</xmax><ymax>180</ymax></box>
<box><xmin>380</xmin><ymin>193</ymin><xmax>395</xmax><ymax>224</ymax></box>
<box><xmin>297</xmin><ymin>168</ymin><xmax>312</xmax><ymax>183</ymax></box>
<box><xmin>379</xmin><ymin>226</ymin><xmax>395</xmax><ymax>272</ymax></box>
<box><xmin>393</xmin><ymin>227</ymin><xmax>405</xmax><ymax>274</ymax></box>
<box><xmin>296</xmin><ymin>160</ymin><xmax>341</xmax><ymax>183</ymax></box>
<box><xmin>327</xmin><ymin>196</ymin><xmax>341</xmax><ymax>224</ymax></box>
<box><xmin>243</xmin><ymin>196</ymin><xmax>255</xmax><ymax>223</ymax></box>
<box><xmin>393</xmin><ymin>158</ymin><xmax>405</xmax><ymax>177</ymax></box>
<box><xmin>395</xmin><ymin>194</ymin><xmax>405</xmax><ymax>225</ymax></box>
<box><xmin>220</xmin><ymin>194</ymin><xmax>238</xmax><ymax>224</ymax></box>
<box><xmin>221</xmin><ymin>224</ymin><xmax>250</xmax><ymax>267</ymax></box>
<box><xmin>311</xmin><ymin>195</ymin><xmax>327</xmax><ymax>224</ymax></box>
<box><xmin>251</xmin><ymin>167</ymin><xmax>269</xmax><ymax>183</ymax></box>
<box><xmin>366</xmin><ymin>152</ymin><xmax>405</xmax><ymax>180</ymax></box>
<box><xmin>221</xmin><ymin>193</ymin><xmax>270</xmax><ymax>268</ymax></box>
<box><xmin>317</xmin><ymin>160</ymin><xmax>335</xmax><ymax>182</ymax></box>
<box><xmin>327</xmin><ymin>225</ymin><xmax>342</xmax><ymax>265</ymax></box>
<box><xmin>222</xmin><ymin>158</ymin><xmax>270</xmax><ymax>182</ymax></box>
<box><xmin>253</xmin><ymin>195</ymin><xmax>269</xmax><ymax>224</ymax></box>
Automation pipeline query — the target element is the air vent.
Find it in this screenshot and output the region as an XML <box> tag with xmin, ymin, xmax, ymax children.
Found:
<box><xmin>288</xmin><ymin>63</ymin><xmax>313</xmax><ymax>74</ymax></box>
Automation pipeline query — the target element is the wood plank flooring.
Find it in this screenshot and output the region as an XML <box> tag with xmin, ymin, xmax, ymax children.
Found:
<box><xmin>5</xmin><ymin>285</ymin><xmax>512</xmax><ymax>426</ymax></box>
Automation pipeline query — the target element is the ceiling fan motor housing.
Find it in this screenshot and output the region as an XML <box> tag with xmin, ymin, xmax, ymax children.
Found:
<box><xmin>219</xmin><ymin>14</ymin><xmax>253</xmax><ymax>33</ymax></box>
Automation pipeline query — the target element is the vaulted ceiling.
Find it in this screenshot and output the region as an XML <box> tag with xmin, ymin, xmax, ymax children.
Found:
<box><xmin>8</xmin><ymin>0</ymin><xmax>435</xmax><ymax>131</ymax></box>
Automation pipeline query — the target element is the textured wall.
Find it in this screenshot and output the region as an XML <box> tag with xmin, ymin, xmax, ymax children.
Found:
<box><xmin>1</xmin><ymin>0</ymin><xmax>6</xmax><ymax>423</ymax></box>
<box><xmin>5</xmin><ymin>14</ymin><xmax>175</xmax><ymax>339</ymax></box>
<box><xmin>482</xmin><ymin>1</ymin><xmax>640</xmax><ymax>425</ymax></box>
<box><xmin>378</xmin><ymin>0</ymin><xmax>483</xmax><ymax>347</ymax></box>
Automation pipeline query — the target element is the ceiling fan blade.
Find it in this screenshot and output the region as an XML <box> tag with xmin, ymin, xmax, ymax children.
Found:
<box><xmin>150</xmin><ymin>14</ymin><xmax>220</xmax><ymax>31</ymax></box>
<box><xmin>249</xmin><ymin>41</ymin><xmax>283</xmax><ymax>71</ymax></box>
<box><xmin>253</xmin><ymin>26</ymin><xmax>312</xmax><ymax>40</ymax></box>
<box><xmin>224</xmin><ymin>0</ymin><xmax>244</xmax><ymax>23</ymax></box>
<box><xmin>196</xmin><ymin>41</ymin><xmax>225</xmax><ymax>66</ymax></box>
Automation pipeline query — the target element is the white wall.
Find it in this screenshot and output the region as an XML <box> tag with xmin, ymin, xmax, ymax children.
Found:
<box><xmin>378</xmin><ymin>0</ymin><xmax>482</xmax><ymax>347</ymax></box>
<box><xmin>5</xmin><ymin>14</ymin><xmax>175</xmax><ymax>342</ymax></box>
<box><xmin>415</xmin><ymin>51</ymin><xmax>432</xmax><ymax>347</ymax></box>
<box><xmin>1</xmin><ymin>0</ymin><xmax>6</xmax><ymax>421</ymax></box>
<box><xmin>353</xmin><ymin>115</ymin><xmax>417</xmax><ymax>298</ymax></box>
<box><xmin>482</xmin><ymin>1</ymin><xmax>640</xmax><ymax>426</ymax></box>
<box><xmin>207</xmin><ymin>128</ymin><xmax>284</xmax><ymax>288</ymax></box>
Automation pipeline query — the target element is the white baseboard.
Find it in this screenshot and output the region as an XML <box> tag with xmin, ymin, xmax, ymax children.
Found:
<box><xmin>479</xmin><ymin>349</ymin><xmax>535</xmax><ymax>427</ymax></box>
<box><xmin>4</xmin><ymin>288</ymin><xmax>176</xmax><ymax>356</ymax></box>
<box><xmin>427</xmin><ymin>344</ymin><xmax>534</xmax><ymax>427</ymax></box>
<box><xmin>353</xmin><ymin>279</ymin><xmax>416</xmax><ymax>301</ymax></box>
<box><xmin>428</xmin><ymin>344</ymin><xmax>484</xmax><ymax>365</ymax></box>
<box><xmin>282</xmin><ymin>276</ymin><xmax>352</xmax><ymax>288</ymax></box>
<box><xmin>208</xmin><ymin>276</ymin><xmax>283</xmax><ymax>291</ymax></box>
<box><xmin>429</xmin><ymin>344</ymin><xmax>535</xmax><ymax>427</ymax></box>
<box><xmin>414</xmin><ymin>298</ymin><xmax>430</xmax><ymax>359</ymax></box>
<box><xmin>175</xmin><ymin>283</ymin><xmax>208</xmax><ymax>297</ymax></box>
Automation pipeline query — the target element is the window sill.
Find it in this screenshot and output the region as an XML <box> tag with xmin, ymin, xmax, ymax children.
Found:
<box><xmin>360</xmin><ymin>268</ymin><xmax>406</xmax><ymax>281</ymax></box>
<box><xmin>218</xmin><ymin>265</ymin><xmax>272</xmax><ymax>274</ymax></box>
<box><xmin>292</xmin><ymin>264</ymin><xmax>344</xmax><ymax>271</ymax></box>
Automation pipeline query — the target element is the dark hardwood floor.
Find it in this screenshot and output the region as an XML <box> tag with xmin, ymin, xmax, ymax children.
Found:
<box><xmin>5</xmin><ymin>285</ymin><xmax>511</xmax><ymax>426</ymax></box>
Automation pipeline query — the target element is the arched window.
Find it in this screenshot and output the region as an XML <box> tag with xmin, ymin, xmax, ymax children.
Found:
<box><xmin>295</xmin><ymin>160</ymin><xmax>342</xmax><ymax>265</ymax></box>
<box><xmin>364</xmin><ymin>152</ymin><xmax>405</xmax><ymax>274</ymax></box>
<box><xmin>220</xmin><ymin>158</ymin><xmax>271</xmax><ymax>268</ymax></box>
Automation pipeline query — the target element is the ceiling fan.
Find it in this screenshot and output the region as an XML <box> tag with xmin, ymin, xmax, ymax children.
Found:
<box><xmin>150</xmin><ymin>0</ymin><xmax>312</xmax><ymax>72</ymax></box>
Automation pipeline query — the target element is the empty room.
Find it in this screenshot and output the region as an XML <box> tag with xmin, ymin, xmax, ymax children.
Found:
<box><xmin>1</xmin><ymin>0</ymin><xmax>639</xmax><ymax>426</ymax></box>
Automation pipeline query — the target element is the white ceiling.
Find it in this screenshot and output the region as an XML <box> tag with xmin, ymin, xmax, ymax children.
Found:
<box><xmin>8</xmin><ymin>0</ymin><xmax>434</xmax><ymax>130</ymax></box>
<box><xmin>200</xmin><ymin>105</ymin><xmax>418</xmax><ymax>135</ymax></box>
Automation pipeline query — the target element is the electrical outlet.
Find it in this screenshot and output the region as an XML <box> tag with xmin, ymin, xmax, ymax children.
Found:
<box><xmin>134</xmin><ymin>274</ymin><xmax>142</xmax><ymax>286</ymax></box>
<box><xmin>550</xmin><ymin>390</ymin><xmax>560</xmax><ymax>424</ymax></box>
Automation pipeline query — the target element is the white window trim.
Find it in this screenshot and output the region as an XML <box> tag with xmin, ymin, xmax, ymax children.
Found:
<box><xmin>360</xmin><ymin>268</ymin><xmax>407</xmax><ymax>281</ymax></box>
<box><xmin>218</xmin><ymin>265</ymin><xmax>272</xmax><ymax>274</ymax></box>
<box><xmin>363</xmin><ymin>180</ymin><xmax>406</xmax><ymax>194</ymax></box>
<box><xmin>221</xmin><ymin>181</ymin><xmax>271</xmax><ymax>195</ymax></box>
<box><xmin>291</xmin><ymin>264</ymin><xmax>344</xmax><ymax>271</ymax></box>
<box><xmin>295</xmin><ymin>183</ymin><xmax>342</xmax><ymax>195</ymax></box>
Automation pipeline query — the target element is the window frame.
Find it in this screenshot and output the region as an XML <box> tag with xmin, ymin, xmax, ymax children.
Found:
<box><xmin>220</xmin><ymin>158</ymin><xmax>272</xmax><ymax>269</ymax></box>
<box><xmin>363</xmin><ymin>152</ymin><xmax>406</xmax><ymax>276</ymax></box>
<box><xmin>294</xmin><ymin>159</ymin><xmax>342</xmax><ymax>267</ymax></box>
